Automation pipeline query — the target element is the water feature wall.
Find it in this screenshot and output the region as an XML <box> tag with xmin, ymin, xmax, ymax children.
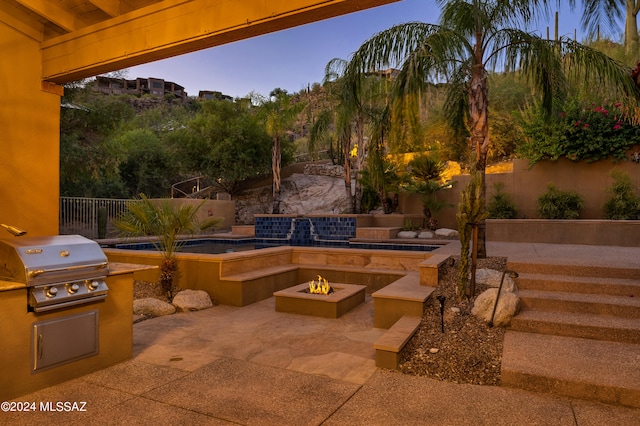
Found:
<box><xmin>254</xmin><ymin>215</ymin><xmax>356</xmax><ymax>246</ymax></box>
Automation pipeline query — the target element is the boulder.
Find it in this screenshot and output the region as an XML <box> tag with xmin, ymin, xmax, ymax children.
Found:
<box><xmin>133</xmin><ymin>298</ymin><xmax>176</xmax><ymax>317</ymax></box>
<box><xmin>418</xmin><ymin>231</ymin><xmax>434</xmax><ymax>239</ymax></box>
<box><xmin>172</xmin><ymin>289</ymin><xmax>213</xmax><ymax>312</ymax></box>
<box><xmin>471</xmin><ymin>288</ymin><xmax>520</xmax><ymax>327</ymax></box>
<box><xmin>435</xmin><ymin>228</ymin><xmax>459</xmax><ymax>238</ymax></box>
<box><xmin>278</xmin><ymin>174</ymin><xmax>352</xmax><ymax>215</ymax></box>
<box><xmin>474</xmin><ymin>268</ymin><xmax>516</xmax><ymax>292</ymax></box>
<box><xmin>397</xmin><ymin>230</ymin><xmax>418</xmax><ymax>239</ymax></box>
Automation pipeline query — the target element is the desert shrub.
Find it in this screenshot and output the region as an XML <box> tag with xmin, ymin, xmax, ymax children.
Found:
<box><xmin>537</xmin><ymin>184</ymin><xmax>584</xmax><ymax>219</ymax></box>
<box><xmin>603</xmin><ymin>170</ymin><xmax>640</xmax><ymax>219</ymax></box>
<box><xmin>402</xmin><ymin>218</ymin><xmax>419</xmax><ymax>231</ymax></box>
<box><xmin>487</xmin><ymin>182</ymin><xmax>518</xmax><ymax>219</ymax></box>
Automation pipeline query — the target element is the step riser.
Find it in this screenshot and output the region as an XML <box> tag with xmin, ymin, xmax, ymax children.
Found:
<box><xmin>510</xmin><ymin>317</ymin><xmax>640</xmax><ymax>344</ymax></box>
<box><xmin>508</xmin><ymin>262</ymin><xmax>640</xmax><ymax>280</ymax></box>
<box><xmin>501</xmin><ymin>370</ymin><xmax>640</xmax><ymax>409</ymax></box>
<box><xmin>519</xmin><ymin>297</ymin><xmax>640</xmax><ymax>318</ymax></box>
<box><xmin>516</xmin><ymin>278</ymin><xmax>640</xmax><ymax>297</ymax></box>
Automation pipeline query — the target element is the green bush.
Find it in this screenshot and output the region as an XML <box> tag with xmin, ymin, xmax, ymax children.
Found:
<box><xmin>487</xmin><ymin>182</ymin><xmax>518</xmax><ymax>219</ymax></box>
<box><xmin>603</xmin><ymin>170</ymin><xmax>640</xmax><ymax>220</ymax></box>
<box><xmin>519</xmin><ymin>100</ymin><xmax>640</xmax><ymax>164</ymax></box>
<box><xmin>537</xmin><ymin>184</ymin><xmax>584</xmax><ymax>219</ymax></box>
<box><xmin>402</xmin><ymin>218</ymin><xmax>419</xmax><ymax>231</ymax></box>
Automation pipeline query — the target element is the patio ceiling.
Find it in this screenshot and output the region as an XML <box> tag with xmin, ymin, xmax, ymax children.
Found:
<box><xmin>1</xmin><ymin>0</ymin><xmax>400</xmax><ymax>83</ymax></box>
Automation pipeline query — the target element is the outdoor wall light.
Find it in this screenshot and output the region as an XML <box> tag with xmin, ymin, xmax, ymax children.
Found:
<box><xmin>1</xmin><ymin>224</ymin><xmax>27</xmax><ymax>237</ymax></box>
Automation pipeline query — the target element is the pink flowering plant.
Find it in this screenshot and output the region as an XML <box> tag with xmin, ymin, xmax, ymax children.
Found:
<box><xmin>519</xmin><ymin>99</ymin><xmax>640</xmax><ymax>164</ymax></box>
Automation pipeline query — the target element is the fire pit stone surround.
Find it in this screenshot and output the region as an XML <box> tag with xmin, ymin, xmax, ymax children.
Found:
<box><xmin>274</xmin><ymin>282</ymin><xmax>366</xmax><ymax>318</ymax></box>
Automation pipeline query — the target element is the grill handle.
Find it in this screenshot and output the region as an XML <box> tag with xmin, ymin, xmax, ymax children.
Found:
<box><xmin>27</xmin><ymin>262</ymin><xmax>108</xmax><ymax>279</ymax></box>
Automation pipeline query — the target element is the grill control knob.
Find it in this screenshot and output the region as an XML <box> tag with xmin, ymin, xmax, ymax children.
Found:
<box><xmin>87</xmin><ymin>280</ymin><xmax>100</xmax><ymax>291</ymax></box>
<box><xmin>46</xmin><ymin>287</ymin><xmax>58</xmax><ymax>298</ymax></box>
<box><xmin>68</xmin><ymin>283</ymin><xmax>80</xmax><ymax>294</ymax></box>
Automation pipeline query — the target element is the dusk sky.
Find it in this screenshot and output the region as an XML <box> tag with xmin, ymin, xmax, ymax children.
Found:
<box><xmin>124</xmin><ymin>0</ymin><xmax>590</xmax><ymax>99</ymax></box>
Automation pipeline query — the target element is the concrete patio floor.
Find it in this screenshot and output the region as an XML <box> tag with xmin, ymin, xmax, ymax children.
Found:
<box><xmin>4</xmin><ymin>242</ymin><xmax>640</xmax><ymax>425</ymax></box>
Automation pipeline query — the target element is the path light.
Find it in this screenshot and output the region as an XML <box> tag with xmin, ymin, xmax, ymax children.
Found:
<box><xmin>436</xmin><ymin>295</ymin><xmax>446</xmax><ymax>333</ymax></box>
<box><xmin>488</xmin><ymin>270</ymin><xmax>519</xmax><ymax>328</ymax></box>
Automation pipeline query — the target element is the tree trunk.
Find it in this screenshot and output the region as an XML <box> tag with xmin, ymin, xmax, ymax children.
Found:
<box><xmin>341</xmin><ymin>128</ymin><xmax>353</xmax><ymax>213</ymax></box>
<box><xmin>272</xmin><ymin>136</ymin><xmax>281</xmax><ymax>214</ymax></box>
<box><xmin>159</xmin><ymin>257</ymin><xmax>177</xmax><ymax>302</ymax></box>
<box><xmin>354</xmin><ymin>114</ymin><xmax>365</xmax><ymax>213</ymax></box>
<box><xmin>625</xmin><ymin>0</ymin><xmax>640</xmax><ymax>56</ymax></box>
<box><xmin>468</xmin><ymin>36</ymin><xmax>489</xmax><ymax>258</ymax></box>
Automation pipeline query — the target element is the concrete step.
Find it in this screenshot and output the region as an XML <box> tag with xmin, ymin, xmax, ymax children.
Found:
<box><xmin>501</xmin><ymin>331</ymin><xmax>640</xmax><ymax>408</ymax></box>
<box><xmin>517</xmin><ymin>289</ymin><xmax>640</xmax><ymax>318</ymax></box>
<box><xmin>511</xmin><ymin>309</ymin><xmax>640</xmax><ymax>344</ymax></box>
<box><xmin>515</xmin><ymin>273</ymin><xmax>640</xmax><ymax>297</ymax></box>
<box><xmin>508</xmin><ymin>261</ymin><xmax>640</xmax><ymax>280</ymax></box>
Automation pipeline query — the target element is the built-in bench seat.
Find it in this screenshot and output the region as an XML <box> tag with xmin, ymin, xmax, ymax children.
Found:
<box><xmin>419</xmin><ymin>253</ymin><xmax>451</xmax><ymax>286</ymax></box>
<box><xmin>221</xmin><ymin>264</ymin><xmax>299</xmax><ymax>282</ymax></box>
<box><xmin>374</xmin><ymin>315</ymin><xmax>422</xmax><ymax>369</ymax></box>
<box><xmin>372</xmin><ymin>273</ymin><xmax>435</xmax><ymax>328</ymax></box>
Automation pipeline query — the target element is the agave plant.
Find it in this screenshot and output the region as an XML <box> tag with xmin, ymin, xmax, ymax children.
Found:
<box><xmin>114</xmin><ymin>194</ymin><xmax>221</xmax><ymax>300</ymax></box>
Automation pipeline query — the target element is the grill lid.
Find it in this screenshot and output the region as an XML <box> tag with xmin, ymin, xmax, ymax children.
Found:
<box><xmin>0</xmin><ymin>235</ymin><xmax>108</xmax><ymax>286</ymax></box>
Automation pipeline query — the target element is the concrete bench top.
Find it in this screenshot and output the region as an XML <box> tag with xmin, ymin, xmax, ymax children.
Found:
<box><xmin>372</xmin><ymin>273</ymin><xmax>434</xmax><ymax>301</ymax></box>
<box><xmin>374</xmin><ymin>315</ymin><xmax>422</xmax><ymax>352</ymax></box>
<box><xmin>222</xmin><ymin>264</ymin><xmax>299</xmax><ymax>281</ymax></box>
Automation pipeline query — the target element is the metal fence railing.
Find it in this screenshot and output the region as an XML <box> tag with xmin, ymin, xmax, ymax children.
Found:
<box><xmin>59</xmin><ymin>197</ymin><xmax>130</xmax><ymax>239</ymax></box>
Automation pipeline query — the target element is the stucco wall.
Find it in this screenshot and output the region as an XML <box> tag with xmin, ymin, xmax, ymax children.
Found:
<box><xmin>0</xmin><ymin>25</ymin><xmax>61</xmax><ymax>236</ymax></box>
<box><xmin>400</xmin><ymin>158</ymin><xmax>640</xmax><ymax>229</ymax></box>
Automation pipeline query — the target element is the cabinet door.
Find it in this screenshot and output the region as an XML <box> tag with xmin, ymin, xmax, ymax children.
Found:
<box><xmin>32</xmin><ymin>310</ymin><xmax>98</xmax><ymax>372</ymax></box>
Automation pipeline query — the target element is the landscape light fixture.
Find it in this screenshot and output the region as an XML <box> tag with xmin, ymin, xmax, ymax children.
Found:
<box><xmin>436</xmin><ymin>295</ymin><xmax>446</xmax><ymax>333</ymax></box>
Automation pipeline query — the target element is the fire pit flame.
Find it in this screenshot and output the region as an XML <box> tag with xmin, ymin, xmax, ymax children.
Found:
<box><xmin>308</xmin><ymin>275</ymin><xmax>332</xmax><ymax>295</ymax></box>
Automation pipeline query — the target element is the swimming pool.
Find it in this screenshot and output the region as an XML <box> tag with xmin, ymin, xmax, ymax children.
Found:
<box><xmin>109</xmin><ymin>238</ymin><xmax>440</xmax><ymax>254</ymax></box>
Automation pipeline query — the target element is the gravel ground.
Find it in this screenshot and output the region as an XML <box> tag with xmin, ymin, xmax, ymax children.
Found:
<box><xmin>133</xmin><ymin>280</ymin><xmax>171</xmax><ymax>302</ymax></box>
<box><xmin>398</xmin><ymin>256</ymin><xmax>507</xmax><ymax>386</ymax></box>
<box><xmin>133</xmin><ymin>256</ymin><xmax>507</xmax><ymax>386</ymax></box>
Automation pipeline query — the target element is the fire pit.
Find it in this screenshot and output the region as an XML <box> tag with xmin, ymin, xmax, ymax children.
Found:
<box><xmin>274</xmin><ymin>276</ymin><xmax>365</xmax><ymax>318</ymax></box>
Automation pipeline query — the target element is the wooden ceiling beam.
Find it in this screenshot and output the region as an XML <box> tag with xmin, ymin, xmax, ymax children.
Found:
<box><xmin>88</xmin><ymin>0</ymin><xmax>128</xmax><ymax>18</ymax></box>
<box><xmin>41</xmin><ymin>0</ymin><xmax>400</xmax><ymax>83</ymax></box>
<box><xmin>0</xmin><ymin>2</ymin><xmax>43</xmax><ymax>41</ymax></box>
<box><xmin>15</xmin><ymin>0</ymin><xmax>78</xmax><ymax>32</ymax></box>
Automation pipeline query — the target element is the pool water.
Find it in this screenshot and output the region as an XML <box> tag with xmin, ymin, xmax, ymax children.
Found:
<box><xmin>110</xmin><ymin>238</ymin><xmax>439</xmax><ymax>254</ymax></box>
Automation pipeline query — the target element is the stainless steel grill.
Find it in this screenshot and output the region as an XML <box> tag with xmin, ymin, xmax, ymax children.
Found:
<box><xmin>0</xmin><ymin>235</ymin><xmax>109</xmax><ymax>312</ymax></box>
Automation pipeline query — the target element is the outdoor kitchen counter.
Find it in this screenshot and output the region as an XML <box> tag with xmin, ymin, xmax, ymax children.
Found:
<box><xmin>0</xmin><ymin>262</ymin><xmax>154</xmax><ymax>293</ymax></box>
<box><xmin>107</xmin><ymin>261</ymin><xmax>157</xmax><ymax>276</ymax></box>
<box><xmin>0</xmin><ymin>280</ymin><xmax>26</xmax><ymax>292</ymax></box>
<box><xmin>0</xmin><ymin>263</ymin><xmax>145</xmax><ymax>401</ymax></box>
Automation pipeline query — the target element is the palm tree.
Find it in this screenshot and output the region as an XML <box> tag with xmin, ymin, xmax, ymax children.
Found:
<box><xmin>312</xmin><ymin>58</ymin><xmax>391</xmax><ymax>212</ymax></box>
<box><xmin>258</xmin><ymin>89</ymin><xmax>305</xmax><ymax>214</ymax></box>
<box><xmin>114</xmin><ymin>194</ymin><xmax>221</xmax><ymax>300</ymax></box>
<box><xmin>578</xmin><ymin>0</ymin><xmax>639</xmax><ymax>57</ymax></box>
<box><xmin>403</xmin><ymin>153</ymin><xmax>450</xmax><ymax>230</ymax></box>
<box><xmin>344</xmin><ymin>0</ymin><xmax>640</xmax><ymax>256</ymax></box>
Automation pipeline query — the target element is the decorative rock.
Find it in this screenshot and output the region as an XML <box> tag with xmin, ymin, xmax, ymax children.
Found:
<box><xmin>133</xmin><ymin>298</ymin><xmax>176</xmax><ymax>317</ymax></box>
<box><xmin>471</xmin><ymin>288</ymin><xmax>520</xmax><ymax>327</ymax></box>
<box><xmin>474</xmin><ymin>268</ymin><xmax>516</xmax><ymax>292</ymax></box>
<box><xmin>429</xmin><ymin>348</ymin><xmax>439</xmax><ymax>354</ymax></box>
<box><xmin>172</xmin><ymin>289</ymin><xmax>213</xmax><ymax>312</ymax></box>
<box><xmin>435</xmin><ymin>228</ymin><xmax>459</xmax><ymax>237</ymax></box>
<box><xmin>397</xmin><ymin>230</ymin><xmax>418</xmax><ymax>239</ymax></box>
<box><xmin>278</xmin><ymin>174</ymin><xmax>353</xmax><ymax>215</ymax></box>
<box><xmin>418</xmin><ymin>231</ymin><xmax>434</xmax><ymax>239</ymax></box>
